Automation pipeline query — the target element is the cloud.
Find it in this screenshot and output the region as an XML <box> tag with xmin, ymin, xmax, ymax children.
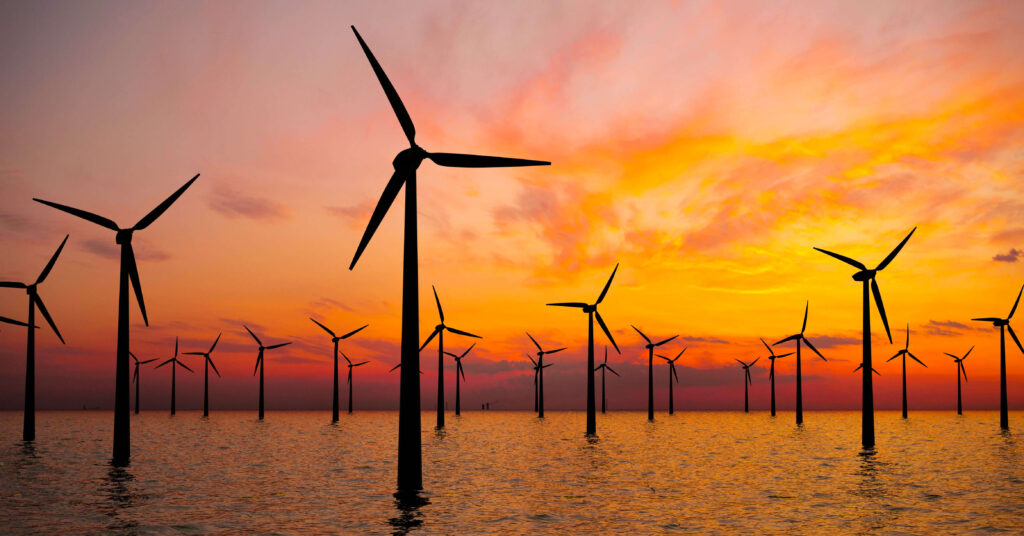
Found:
<box><xmin>679</xmin><ymin>335</ymin><xmax>730</xmax><ymax>345</ymax></box>
<box><xmin>993</xmin><ymin>248</ymin><xmax>1020</xmax><ymax>262</ymax></box>
<box><xmin>924</xmin><ymin>319</ymin><xmax>979</xmax><ymax>337</ymax></box>
<box><xmin>209</xmin><ymin>186</ymin><xmax>289</xmax><ymax>221</ymax></box>
<box><xmin>325</xmin><ymin>201</ymin><xmax>374</xmax><ymax>230</ymax></box>
<box><xmin>82</xmin><ymin>239</ymin><xmax>170</xmax><ymax>261</ymax></box>
<box><xmin>807</xmin><ymin>335</ymin><xmax>860</xmax><ymax>349</ymax></box>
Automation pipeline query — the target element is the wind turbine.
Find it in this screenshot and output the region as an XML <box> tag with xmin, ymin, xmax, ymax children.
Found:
<box><xmin>632</xmin><ymin>326</ymin><xmax>678</xmax><ymax>421</ymax></box>
<box><xmin>244</xmin><ymin>325</ymin><xmax>291</xmax><ymax>420</ymax></box>
<box><xmin>420</xmin><ymin>286</ymin><xmax>480</xmax><ymax>429</ymax></box>
<box><xmin>443</xmin><ymin>343</ymin><xmax>475</xmax><ymax>416</ymax></box>
<box><xmin>736</xmin><ymin>358</ymin><xmax>760</xmax><ymax>413</ymax></box>
<box><xmin>310</xmin><ymin>318</ymin><xmax>367</xmax><ymax>422</ymax></box>
<box><xmin>656</xmin><ymin>348</ymin><xmax>686</xmax><ymax>415</ymax></box>
<box><xmin>130</xmin><ymin>352</ymin><xmax>158</xmax><ymax>415</ymax></box>
<box><xmin>525</xmin><ymin>332</ymin><xmax>566</xmax><ymax>418</ymax></box>
<box><xmin>945</xmin><ymin>346</ymin><xmax>972</xmax><ymax>415</ymax></box>
<box><xmin>1</xmin><ymin>234</ymin><xmax>68</xmax><ymax>441</ymax></box>
<box><xmin>548</xmin><ymin>264</ymin><xmax>621</xmax><ymax>435</ymax></box>
<box><xmin>760</xmin><ymin>338</ymin><xmax>793</xmax><ymax>418</ymax></box>
<box><xmin>34</xmin><ymin>173</ymin><xmax>199</xmax><ymax>464</ymax></box>
<box><xmin>772</xmin><ymin>302</ymin><xmax>826</xmax><ymax>424</ymax></box>
<box><xmin>182</xmin><ymin>334</ymin><xmax>222</xmax><ymax>417</ymax></box>
<box><xmin>342</xmin><ymin>352</ymin><xmax>370</xmax><ymax>414</ymax></box>
<box><xmin>347</xmin><ymin>26</ymin><xmax>549</xmax><ymax>492</ymax></box>
<box><xmin>815</xmin><ymin>227</ymin><xmax>915</xmax><ymax>448</ymax></box>
<box><xmin>154</xmin><ymin>337</ymin><xmax>193</xmax><ymax>415</ymax></box>
<box><xmin>594</xmin><ymin>347</ymin><xmax>619</xmax><ymax>414</ymax></box>
<box><xmin>972</xmin><ymin>283</ymin><xmax>1024</xmax><ymax>429</ymax></box>
<box><xmin>886</xmin><ymin>324</ymin><xmax>926</xmax><ymax>419</ymax></box>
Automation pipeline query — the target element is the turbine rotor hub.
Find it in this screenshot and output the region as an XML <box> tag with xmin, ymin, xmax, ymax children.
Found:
<box><xmin>115</xmin><ymin>229</ymin><xmax>133</xmax><ymax>245</ymax></box>
<box><xmin>852</xmin><ymin>269</ymin><xmax>876</xmax><ymax>282</ymax></box>
<box><xmin>583</xmin><ymin>304</ymin><xmax>596</xmax><ymax>313</ymax></box>
<box><xmin>26</xmin><ymin>284</ymin><xmax>36</xmax><ymax>296</ymax></box>
<box><xmin>995</xmin><ymin>319</ymin><xmax>1009</xmax><ymax>327</ymax></box>
<box><xmin>393</xmin><ymin>146</ymin><xmax>427</xmax><ymax>170</ymax></box>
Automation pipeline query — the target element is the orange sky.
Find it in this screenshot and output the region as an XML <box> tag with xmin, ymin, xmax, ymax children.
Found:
<box><xmin>1</xmin><ymin>1</ymin><xmax>1023</xmax><ymax>411</ymax></box>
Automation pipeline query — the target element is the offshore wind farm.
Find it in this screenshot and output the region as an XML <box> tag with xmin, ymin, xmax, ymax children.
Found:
<box><xmin>2</xmin><ymin>2</ymin><xmax>1024</xmax><ymax>535</ymax></box>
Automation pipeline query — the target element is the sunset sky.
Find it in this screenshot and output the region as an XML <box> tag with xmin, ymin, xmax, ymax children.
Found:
<box><xmin>1</xmin><ymin>1</ymin><xmax>1023</xmax><ymax>412</ymax></box>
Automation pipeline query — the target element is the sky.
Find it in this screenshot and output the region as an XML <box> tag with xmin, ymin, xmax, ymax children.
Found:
<box><xmin>1</xmin><ymin>1</ymin><xmax>1023</xmax><ymax>412</ymax></box>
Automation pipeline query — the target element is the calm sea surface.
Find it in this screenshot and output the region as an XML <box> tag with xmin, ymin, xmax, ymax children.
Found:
<box><xmin>1</xmin><ymin>410</ymin><xmax>1023</xmax><ymax>535</ymax></box>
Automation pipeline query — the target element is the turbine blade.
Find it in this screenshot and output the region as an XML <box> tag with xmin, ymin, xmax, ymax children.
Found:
<box><xmin>606</xmin><ymin>365</ymin><xmax>620</xmax><ymax>377</ymax></box>
<box><xmin>459</xmin><ymin>363</ymin><xmax>466</xmax><ymax>382</ymax></box>
<box><xmin>266</xmin><ymin>342</ymin><xmax>291</xmax><ymax>350</ymax></box>
<box><xmin>654</xmin><ymin>335</ymin><xmax>678</xmax><ymax>347</ymax></box>
<box><xmin>672</xmin><ymin>365</ymin><xmax>679</xmax><ymax>383</ymax></box>
<box><xmin>428</xmin><ymin>152</ymin><xmax>549</xmax><ymax>168</ymax></box>
<box><xmin>1008</xmin><ymin>325</ymin><xmax>1024</xmax><ymax>356</ymax></box>
<box><xmin>545</xmin><ymin>347</ymin><xmax>566</xmax><ymax>355</ymax></box>
<box><xmin>803</xmin><ymin>337</ymin><xmax>826</xmax><ymax>361</ymax></box>
<box><xmin>526</xmin><ymin>332</ymin><xmax>542</xmax><ymax>352</ymax></box>
<box><xmin>960</xmin><ymin>362</ymin><xmax>968</xmax><ymax>382</ymax></box>
<box><xmin>130</xmin><ymin>352</ymin><xmax>139</xmax><ymax>363</ymax></box>
<box><xmin>253</xmin><ymin>355</ymin><xmax>262</xmax><ymax>376</ymax></box>
<box><xmin>1010</xmin><ymin>284</ymin><xmax>1023</xmax><ymax>319</ymax></box>
<box><xmin>872</xmin><ymin>367</ymin><xmax>881</xmax><ymax>376</ymax></box>
<box><xmin>140</xmin><ymin>359</ymin><xmax>158</xmax><ymax>364</ymax></box>
<box><xmin>33</xmin><ymin>295</ymin><xmax>64</xmax><ymax>344</ymax></box>
<box><xmin>802</xmin><ymin>301</ymin><xmax>809</xmax><ymax>334</ymax></box>
<box><xmin>133</xmin><ymin>174</ymin><xmax>200</xmax><ymax>230</ymax></box>
<box><xmin>972</xmin><ymin>317</ymin><xmax>1001</xmax><ymax>322</ymax></box>
<box><xmin>776</xmin><ymin>352</ymin><xmax>794</xmax><ymax>358</ymax></box>
<box><xmin>750</xmin><ymin>357</ymin><xmax>760</xmax><ymax>367</ymax></box>
<box><xmin>905</xmin><ymin>323</ymin><xmax>910</xmax><ymax>350</ymax></box>
<box><xmin>875</xmin><ymin>227</ymin><xmax>916</xmax><ymax>271</ymax></box>
<box><xmin>155</xmin><ymin>359</ymin><xmax>173</xmax><ymax>369</ymax></box>
<box><xmin>342</xmin><ymin>352</ymin><xmax>352</xmax><ymax>365</ymax></box>
<box><xmin>735</xmin><ymin>359</ymin><xmax>747</xmax><ymax>367</ymax></box>
<box><xmin>596</xmin><ymin>263</ymin><xmax>619</xmax><ymax>304</ymax></box>
<box><xmin>389</xmin><ymin>363</ymin><xmax>401</xmax><ymax>372</ymax></box>
<box><xmin>760</xmin><ymin>338</ymin><xmax>772</xmax><ymax>354</ymax></box>
<box><xmin>853</xmin><ymin>363</ymin><xmax>863</xmax><ymax>373</ymax></box>
<box><xmin>0</xmin><ymin>315</ymin><xmax>29</xmax><ymax>327</ymax></box>
<box><xmin>526</xmin><ymin>354</ymin><xmax>537</xmax><ymax>366</ymax></box>
<box><xmin>631</xmin><ymin>325</ymin><xmax>651</xmax><ymax>344</ymax></box>
<box><xmin>963</xmin><ymin>346</ymin><xmax>974</xmax><ymax>359</ymax></box>
<box><xmin>871</xmin><ymin>278</ymin><xmax>892</xmax><ymax>344</ymax></box>
<box><xmin>178</xmin><ymin>361</ymin><xmax>194</xmax><ymax>373</ymax></box>
<box><xmin>133</xmin><ymin>367</ymin><xmax>138</xmax><ymax>384</ymax></box>
<box><xmin>244</xmin><ymin>325</ymin><xmax>262</xmax><ymax>346</ymax></box>
<box><xmin>32</xmin><ymin>199</ymin><xmax>119</xmax><ymax>231</ymax></box>
<box><xmin>353</xmin><ymin>361</ymin><xmax>369</xmax><ymax>367</ymax></box>
<box><xmin>124</xmin><ymin>243</ymin><xmax>148</xmax><ymax>326</ymax></box>
<box><xmin>944</xmin><ymin>352</ymin><xmax>959</xmax><ymax>359</ymax></box>
<box><xmin>446</xmin><ymin>326</ymin><xmax>481</xmax><ymax>339</ymax></box>
<box><xmin>542</xmin><ymin>363</ymin><xmax>553</xmax><ymax>368</ymax></box>
<box><xmin>887</xmin><ymin>351</ymin><xmax>902</xmax><ymax>362</ymax></box>
<box><xmin>349</xmin><ymin>170</ymin><xmax>407</xmax><ymax>270</ymax></box>
<box><xmin>773</xmin><ymin>334</ymin><xmax>800</xmax><ymax>346</ymax></box>
<box><xmin>443</xmin><ymin>351</ymin><xmax>457</xmax><ymax>358</ymax></box>
<box><xmin>813</xmin><ymin>247</ymin><xmax>866</xmax><ymax>270</ymax></box>
<box><xmin>432</xmin><ymin>286</ymin><xmax>444</xmax><ymax>323</ymax></box>
<box><xmin>209</xmin><ymin>333</ymin><xmax>221</xmax><ymax>353</ymax></box>
<box><xmin>657</xmin><ymin>355</ymin><xmax>670</xmax><ymax>362</ymax></box>
<box><xmin>208</xmin><ymin>357</ymin><xmax>221</xmax><ymax>378</ymax></box>
<box><xmin>908</xmin><ymin>352</ymin><xmax>926</xmax><ymax>368</ymax></box>
<box><xmin>0</xmin><ymin>281</ymin><xmax>27</xmax><ymax>288</ymax></box>
<box><xmin>182</xmin><ymin>351</ymin><xmax>205</xmax><ymax>355</ymax></box>
<box><xmin>595</xmin><ymin>311</ymin><xmax>619</xmax><ymax>353</ymax></box>
<box><xmin>419</xmin><ymin>328</ymin><xmax>439</xmax><ymax>351</ymax></box>
<box><xmin>36</xmin><ymin>234</ymin><xmax>69</xmax><ymax>284</ymax></box>
<box><xmin>340</xmin><ymin>324</ymin><xmax>368</xmax><ymax>339</ymax></box>
<box><xmin>461</xmin><ymin>342</ymin><xmax>476</xmax><ymax>357</ymax></box>
<box><xmin>351</xmin><ymin>26</ymin><xmax>416</xmax><ymax>144</ymax></box>
<box><xmin>547</xmin><ymin>302</ymin><xmax>587</xmax><ymax>308</ymax></box>
<box><xmin>310</xmin><ymin>317</ymin><xmax>336</xmax><ymax>338</ymax></box>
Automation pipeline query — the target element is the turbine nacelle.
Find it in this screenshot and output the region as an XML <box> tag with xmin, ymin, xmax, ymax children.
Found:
<box><xmin>852</xmin><ymin>269</ymin><xmax>876</xmax><ymax>282</ymax></box>
<box><xmin>115</xmin><ymin>229</ymin><xmax>134</xmax><ymax>245</ymax></box>
<box><xmin>393</xmin><ymin>146</ymin><xmax>427</xmax><ymax>170</ymax></box>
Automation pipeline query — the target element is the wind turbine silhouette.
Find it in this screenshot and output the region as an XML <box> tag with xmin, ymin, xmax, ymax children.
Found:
<box><xmin>772</xmin><ymin>302</ymin><xmax>826</xmax><ymax>424</ymax></box>
<box><xmin>182</xmin><ymin>334</ymin><xmax>222</xmax><ymax>418</ymax></box>
<box><xmin>342</xmin><ymin>352</ymin><xmax>370</xmax><ymax>413</ymax></box>
<box><xmin>34</xmin><ymin>173</ymin><xmax>199</xmax><ymax>464</ymax></box>
<box><xmin>525</xmin><ymin>333</ymin><xmax>565</xmax><ymax>418</ymax></box>
<box><xmin>656</xmin><ymin>348</ymin><xmax>686</xmax><ymax>415</ymax></box>
<box><xmin>548</xmin><ymin>264</ymin><xmax>621</xmax><ymax>435</ymax></box>
<box><xmin>815</xmin><ymin>227</ymin><xmax>915</xmax><ymax>448</ymax></box>
<box><xmin>443</xmin><ymin>343</ymin><xmax>475</xmax><ymax>416</ymax></box>
<box><xmin>420</xmin><ymin>286</ymin><xmax>480</xmax><ymax>429</ymax></box>
<box><xmin>760</xmin><ymin>338</ymin><xmax>793</xmax><ymax>418</ymax></box>
<box><xmin>1</xmin><ymin>234</ymin><xmax>68</xmax><ymax>441</ymax></box>
<box><xmin>594</xmin><ymin>347</ymin><xmax>619</xmax><ymax>414</ymax></box>
<box><xmin>129</xmin><ymin>352</ymin><xmax>157</xmax><ymax>414</ymax></box>
<box><xmin>736</xmin><ymin>358</ymin><xmax>759</xmax><ymax>413</ymax></box>
<box><xmin>972</xmin><ymin>283</ymin><xmax>1024</xmax><ymax>429</ymax></box>
<box><xmin>310</xmin><ymin>318</ymin><xmax>367</xmax><ymax>422</ymax></box>
<box><xmin>632</xmin><ymin>326</ymin><xmax>678</xmax><ymax>421</ymax></box>
<box><xmin>244</xmin><ymin>325</ymin><xmax>291</xmax><ymax>420</ymax></box>
<box><xmin>945</xmin><ymin>346</ymin><xmax>972</xmax><ymax>415</ymax></box>
<box><xmin>886</xmin><ymin>324</ymin><xmax>926</xmax><ymax>419</ymax></box>
<box><xmin>347</xmin><ymin>26</ymin><xmax>548</xmax><ymax>492</ymax></box>
<box><xmin>154</xmin><ymin>338</ymin><xmax>192</xmax><ymax>415</ymax></box>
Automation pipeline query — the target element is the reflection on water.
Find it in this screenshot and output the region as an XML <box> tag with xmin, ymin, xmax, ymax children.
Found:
<box><xmin>1</xmin><ymin>410</ymin><xmax>1024</xmax><ymax>534</ymax></box>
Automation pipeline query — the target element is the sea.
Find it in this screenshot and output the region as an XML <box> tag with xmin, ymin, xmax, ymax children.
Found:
<box><xmin>2</xmin><ymin>410</ymin><xmax>1023</xmax><ymax>535</ymax></box>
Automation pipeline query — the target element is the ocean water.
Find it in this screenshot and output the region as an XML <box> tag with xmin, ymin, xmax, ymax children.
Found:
<box><xmin>1</xmin><ymin>410</ymin><xmax>1023</xmax><ymax>535</ymax></box>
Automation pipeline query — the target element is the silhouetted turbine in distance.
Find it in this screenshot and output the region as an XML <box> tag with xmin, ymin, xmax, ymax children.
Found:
<box><xmin>245</xmin><ymin>325</ymin><xmax>291</xmax><ymax>420</ymax></box>
<box><xmin>945</xmin><ymin>346</ymin><xmax>972</xmax><ymax>415</ymax></box>
<box><xmin>154</xmin><ymin>338</ymin><xmax>192</xmax><ymax>416</ymax></box>
<box><xmin>656</xmin><ymin>348</ymin><xmax>686</xmax><ymax>415</ymax></box>
<box><xmin>594</xmin><ymin>347</ymin><xmax>619</xmax><ymax>414</ymax></box>
<box><xmin>342</xmin><ymin>352</ymin><xmax>370</xmax><ymax>414</ymax></box>
<box><xmin>736</xmin><ymin>358</ymin><xmax>759</xmax><ymax>413</ymax></box>
<box><xmin>815</xmin><ymin>227</ymin><xmax>915</xmax><ymax>448</ymax></box>
<box><xmin>0</xmin><ymin>234</ymin><xmax>68</xmax><ymax>441</ymax></box>
<box><xmin>420</xmin><ymin>286</ymin><xmax>480</xmax><ymax>429</ymax></box>
<box><xmin>443</xmin><ymin>343</ymin><xmax>475</xmax><ymax>416</ymax></box>
<box><xmin>525</xmin><ymin>332</ymin><xmax>566</xmax><ymax>418</ymax></box>
<box><xmin>886</xmin><ymin>324</ymin><xmax>926</xmax><ymax>419</ymax></box>
<box><xmin>772</xmin><ymin>302</ymin><xmax>826</xmax><ymax>424</ymax></box>
<box><xmin>347</xmin><ymin>26</ymin><xmax>549</xmax><ymax>492</ymax></box>
<box><xmin>972</xmin><ymin>283</ymin><xmax>1024</xmax><ymax>429</ymax></box>
<box><xmin>632</xmin><ymin>326</ymin><xmax>678</xmax><ymax>421</ymax></box>
<box><xmin>130</xmin><ymin>352</ymin><xmax>157</xmax><ymax>414</ymax></box>
<box><xmin>182</xmin><ymin>334</ymin><xmax>222</xmax><ymax>418</ymax></box>
<box><xmin>34</xmin><ymin>173</ymin><xmax>199</xmax><ymax>464</ymax></box>
<box><xmin>310</xmin><ymin>318</ymin><xmax>367</xmax><ymax>422</ymax></box>
<box><xmin>548</xmin><ymin>264</ymin><xmax>621</xmax><ymax>435</ymax></box>
<box><xmin>760</xmin><ymin>338</ymin><xmax>793</xmax><ymax>418</ymax></box>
